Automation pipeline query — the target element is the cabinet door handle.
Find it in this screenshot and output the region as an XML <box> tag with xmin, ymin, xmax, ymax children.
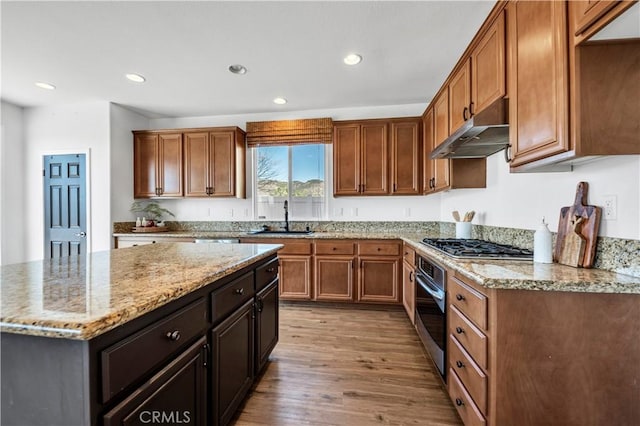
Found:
<box><xmin>504</xmin><ymin>144</ymin><xmax>512</xmax><ymax>163</ymax></box>
<box><xmin>463</xmin><ymin>107</ymin><xmax>469</xmax><ymax>121</ymax></box>
<box><xmin>456</xmin><ymin>360</ymin><xmax>465</xmax><ymax>368</ymax></box>
<box><xmin>166</xmin><ymin>330</ymin><xmax>181</xmax><ymax>341</ymax></box>
<box><xmin>409</xmin><ymin>271</ymin><xmax>414</xmax><ymax>282</ymax></box>
<box><xmin>393</xmin><ymin>183</ymin><xmax>397</xmax><ymax>192</ymax></box>
<box><xmin>455</xmin><ymin>398</ymin><xmax>464</xmax><ymax>407</ymax></box>
<box><xmin>469</xmin><ymin>102</ymin><xmax>475</xmax><ymax>117</ymax></box>
<box><xmin>456</xmin><ymin>294</ymin><xmax>465</xmax><ymax>301</ymax></box>
<box><xmin>266</xmin><ymin>267</ymin><xmax>276</xmax><ymax>273</ymax></box>
<box><xmin>455</xmin><ymin>327</ymin><xmax>464</xmax><ymax>334</ymax></box>
<box><xmin>234</xmin><ymin>288</ymin><xmax>244</xmax><ymax>295</ymax></box>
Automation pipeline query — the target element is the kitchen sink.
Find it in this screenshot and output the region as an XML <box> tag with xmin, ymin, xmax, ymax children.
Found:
<box><xmin>247</xmin><ymin>229</ymin><xmax>313</xmax><ymax>235</ymax></box>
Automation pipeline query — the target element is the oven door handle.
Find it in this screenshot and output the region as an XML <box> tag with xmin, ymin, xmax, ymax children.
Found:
<box><xmin>416</xmin><ymin>274</ymin><xmax>444</xmax><ymax>301</ymax></box>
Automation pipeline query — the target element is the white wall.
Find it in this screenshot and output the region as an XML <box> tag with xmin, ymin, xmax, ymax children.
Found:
<box><xmin>1</xmin><ymin>101</ymin><xmax>26</xmax><ymax>265</ymax></box>
<box><xmin>109</xmin><ymin>104</ymin><xmax>149</xmax><ymax>230</ymax></box>
<box><xmin>439</xmin><ymin>153</ymin><xmax>640</xmax><ymax>240</ymax></box>
<box><xmin>22</xmin><ymin>102</ymin><xmax>111</xmax><ymax>261</ymax></box>
<box><xmin>134</xmin><ymin>103</ymin><xmax>442</xmax><ymax>223</ymax></box>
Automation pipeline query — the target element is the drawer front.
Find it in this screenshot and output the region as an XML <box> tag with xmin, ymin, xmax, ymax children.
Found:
<box><xmin>403</xmin><ymin>245</ymin><xmax>416</xmax><ymax>266</ymax></box>
<box><xmin>101</xmin><ymin>298</ymin><xmax>207</xmax><ymax>403</ymax></box>
<box><xmin>241</xmin><ymin>238</ymin><xmax>313</xmax><ymax>255</ymax></box>
<box><xmin>449</xmin><ymin>275</ymin><xmax>487</xmax><ymax>330</ymax></box>
<box><xmin>449</xmin><ymin>368</ymin><xmax>487</xmax><ymax>426</ymax></box>
<box><xmin>280</xmin><ymin>241</ymin><xmax>313</xmax><ymax>255</ymax></box>
<box><xmin>449</xmin><ymin>334</ymin><xmax>487</xmax><ymax>414</ymax></box>
<box><xmin>358</xmin><ymin>241</ymin><xmax>401</xmax><ymax>256</ymax></box>
<box><xmin>449</xmin><ymin>305</ymin><xmax>487</xmax><ymax>369</ymax></box>
<box><xmin>315</xmin><ymin>240</ymin><xmax>355</xmax><ymax>255</ymax></box>
<box><xmin>256</xmin><ymin>257</ymin><xmax>279</xmax><ymax>292</ymax></box>
<box><xmin>212</xmin><ymin>271</ymin><xmax>255</xmax><ymax>323</ymax></box>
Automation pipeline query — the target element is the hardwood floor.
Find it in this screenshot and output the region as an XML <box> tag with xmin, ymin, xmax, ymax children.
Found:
<box><xmin>233</xmin><ymin>303</ymin><xmax>462</xmax><ymax>425</ymax></box>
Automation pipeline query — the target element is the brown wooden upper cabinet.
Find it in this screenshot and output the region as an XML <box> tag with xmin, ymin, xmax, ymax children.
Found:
<box><xmin>133</xmin><ymin>132</ymin><xmax>183</xmax><ymax>198</ymax></box>
<box><xmin>423</xmin><ymin>107</ymin><xmax>450</xmax><ymax>193</ymax></box>
<box><xmin>390</xmin><ymin>119</ymin><xmax>422</xmax><ymax>195</ymax></box>
<box><xmin>333</xmin><ymin>121</ymin><xmax>388</xmax><ymax>196</ymax></box>
<box><xmin>506</xmin><ymin>0</ymin><xmax>639</xmax><ymax>171</ymax></box>
<box><xmin>571</xmin><ymin>0</ymin><xmax>620</xmax><ymax>37</ymax></box>
<box><xmin>423</xmin><ymin>101</ymin><xmax>486</xmax><ymax>194</ymax></box>
<box><xmin>184</xmin><ymin>127</ymin><xmax>246</xmax><ymax>198</ymax></box>
<box><xmin>507</xmin><ymin>0</ymin><xmax>570</xmax><ymax>168</ymax></box>
<box><xmin>448</xmin><ymin>12</ymin><xmax>505</xmax><ymax>136</ymax></box>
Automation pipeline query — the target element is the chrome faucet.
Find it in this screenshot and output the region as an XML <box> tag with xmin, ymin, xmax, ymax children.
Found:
<box><xmin>284</xmin><ymin>200</ymin><xmax>290</xmax><ymax>232</ymax></box>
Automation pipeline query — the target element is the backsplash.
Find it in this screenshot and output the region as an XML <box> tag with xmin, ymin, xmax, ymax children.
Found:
<box><xmin>113</xmin><ymin>221</ymin><xmax>639</xmax><ymax>277</ymax></box>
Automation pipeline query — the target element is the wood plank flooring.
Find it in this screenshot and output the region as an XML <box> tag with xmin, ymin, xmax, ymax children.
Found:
<box><xmin>232</xmin><ymin>303</ymin><xmax>462</xmax><ymax>425</ymax></box>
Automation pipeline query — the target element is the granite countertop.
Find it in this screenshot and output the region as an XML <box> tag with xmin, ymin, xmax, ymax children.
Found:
<box><xmin>401</xmin><ymin>237</ymin><xmax>640</xmax><ymax>294</ymax></box>
<box><xmin>114</xmin><ymin>230</ymin><xmax>640</xmax><ymax>294</ymax></box>
<box><xmin>0</xmin><ymin>243</ymin><xmax>282</xmax><ymax>340</ymax></box>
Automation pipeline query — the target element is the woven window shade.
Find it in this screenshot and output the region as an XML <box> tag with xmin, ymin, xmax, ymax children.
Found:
<box><xmin>246</xmin><ymin>118</ymin><xmax>333</xmax><ymax>146</ymax></box>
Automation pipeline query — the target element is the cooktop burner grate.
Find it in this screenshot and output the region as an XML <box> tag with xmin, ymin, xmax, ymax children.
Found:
<box><xmin>421</xmin><ymin>238</ymin><xmax>533</xmax><ymax>260</ymax></box>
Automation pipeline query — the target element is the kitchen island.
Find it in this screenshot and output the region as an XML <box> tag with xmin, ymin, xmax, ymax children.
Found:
<box><xmin>1</xmin><ymin>242</ymin><xmax>282</xmax><ymax>426</ymax></box>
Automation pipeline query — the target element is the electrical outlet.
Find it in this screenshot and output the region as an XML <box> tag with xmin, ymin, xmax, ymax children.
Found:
<box><xmin>603</xmin><ymin>195</ymin><xmax>617</xmax><ymax>220</ymax></box>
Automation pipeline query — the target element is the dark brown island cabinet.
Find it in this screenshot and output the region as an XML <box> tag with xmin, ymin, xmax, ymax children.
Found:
<box><xmin>0</xmin><ymin>254</ymin><xmax>279</xmax><ymax>426</ymax></box>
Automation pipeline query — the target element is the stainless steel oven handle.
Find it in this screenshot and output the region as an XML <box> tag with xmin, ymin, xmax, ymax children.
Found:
<box><xmin>416</xmin><ymin>274</ymin><xmax>444</xmax><ymax>301</ymax></box>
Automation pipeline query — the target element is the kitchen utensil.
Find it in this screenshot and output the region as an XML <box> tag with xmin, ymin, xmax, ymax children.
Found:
<box><xmin>463</xmin><ymin>211</ymin><xmax>475</xmax><ymax>222</ymax></box>
<box><xmin>554</xmin><ymin>182</ymin><xmax>601</xmax><ymax>268</ymax></box>
<box><xmin>452</xmin><ymin>211</ymin><xmax>461</xmax><ymax>222</ymax></box>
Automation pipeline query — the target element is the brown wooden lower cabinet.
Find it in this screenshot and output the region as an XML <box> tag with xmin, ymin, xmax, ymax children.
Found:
<box><xmin>240</xmin><ymin>238</ymin><xmax>402</xmax><ymax>305</ymax></box>
<box><xmin>447</xmin><ymin>270</ymin><xmax>640</xmax><ymax>426</ymax></box>
<box><xmin>315</xmin><ymin>255</ymin><xmax>355</xmax><ymax>301</ymax></box>
<box><xmin>358</xmin><ymin>256</ymin><xmax>400</xmax><ymax>303</ymax></box>
<box><xmin>241</xmin><ymin>238</ymin><xmax>313</xmax><ymax>301</ymax></box>
<box><xmin>357</xmin><ymin>240</ymin><xmax>402</xmax><ymax>304</ymax></box>
<box><xmin>402</xmin><ymin>244</ymin><xmax>416</xmax><ymax>325</ymax></box>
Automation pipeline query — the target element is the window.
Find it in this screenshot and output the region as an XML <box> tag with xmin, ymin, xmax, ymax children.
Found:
<box><xmin>254</xmin><ymin>144</ymin><xmax>326</xmax><ymax>220</ymax></box>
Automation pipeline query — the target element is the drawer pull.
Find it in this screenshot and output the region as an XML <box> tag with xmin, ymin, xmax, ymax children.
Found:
<box><xmin>234</xmin><ymin>288</ymin><xmax>245</xmax><ymax>295</ymax></box>
<box><xmin>377</xmin><ymin>247</ymin><xmax>381</xmax><ymax>251</ymax></box>
<box><xmin>166</xmin><ymin>330</ymin><xmax>181</xmax><ymax>341</ymax></box>
<box><xmin>456</xmin><ymin>360</ymin><xmax>465</xmax><ymax>368</ymax></box>
<box><xmin>456</xmin><ymin>294</ymin><xmax>465</xmax><ymax>301</ymax></box>
<box><xmin>266</xmin><ymin>267</ymin><xmax>275</xmax><ymax>273</ymax></box>
<box><xmin>455</xmin><ymin>398</ymin><xmax>464</xmax><ymax>407</ymax></box>
<box><xmin>455</xmin><ymin>327</ymin><xmax>464</xmax><ymax>334</ymax></box>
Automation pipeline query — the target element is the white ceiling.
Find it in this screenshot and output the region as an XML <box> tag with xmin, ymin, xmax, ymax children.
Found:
<box><xmin>1</xmin><ymin>1</ymin><xmax>496</xmax><ymax>118</ymax></box>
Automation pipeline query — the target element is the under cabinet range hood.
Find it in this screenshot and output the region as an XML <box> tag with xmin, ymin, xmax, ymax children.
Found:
<box><xmin>430</xmin><ymin>98</ymin><xmax>509</xmax><ymax>159</ymax></box>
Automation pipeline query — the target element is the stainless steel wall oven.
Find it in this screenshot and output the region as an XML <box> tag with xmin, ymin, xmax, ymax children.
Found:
<box><xmin>415</xmin><ymin>255</ymin><xmax>446</xmax><ymax>379</ymax></box>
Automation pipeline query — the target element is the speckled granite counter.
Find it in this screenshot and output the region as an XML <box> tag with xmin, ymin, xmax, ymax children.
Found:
<box><xmin>401</xmin><ymin>236</ymin><xmax>640</xmax><ymax>294</ymax></box>
<box><xmin>114</xmin><ymin>229</ymin><xmax>640</xmax><ymax>294</ymax></box>
<box><xmin>0</xmin><ymin>243</ymin><xmax>281</xmax><ymax>339</ymax></box>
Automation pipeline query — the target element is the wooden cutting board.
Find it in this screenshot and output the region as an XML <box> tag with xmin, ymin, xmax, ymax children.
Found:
<box><xmin>554</xmin><ymin>182</ymin><xmax>601</xmax><ymax>268</ymax></box>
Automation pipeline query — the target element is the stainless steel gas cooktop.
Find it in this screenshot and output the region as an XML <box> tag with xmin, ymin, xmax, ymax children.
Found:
<box><xmin>422</xmin><ymin>238</ymin><xmax>533</xmax><ymax>260</ymax></box>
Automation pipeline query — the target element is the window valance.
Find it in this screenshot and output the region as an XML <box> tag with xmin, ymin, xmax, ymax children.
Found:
<box><xmin>246</xmin><ymin>118</ymin><xmax>333</xmax><ymax>146</ymax></box>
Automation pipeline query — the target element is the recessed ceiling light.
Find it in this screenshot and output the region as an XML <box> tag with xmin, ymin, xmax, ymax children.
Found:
<box><xmin>228</xmin><ymin>64</ymin><xmax>247</xmax><ymax>75</ymax></box>
<box><xmin>126</xmin><ymin>73</ymin><xmax>146</xmax><ymax>83</ymax></box>
<box><xmin>35</xmin><ymin>82</ymin><xmax>56</xmax><ymax>90</ymax></box>
<box><xmin>343</xmin><ymin>53</ymin><xmax>363</xmax><ymax>65</ymax></box>
<box><xmin>273</xmin><ymin>97</ymin><xmax>287</xmax><ymax>105</ymax></box>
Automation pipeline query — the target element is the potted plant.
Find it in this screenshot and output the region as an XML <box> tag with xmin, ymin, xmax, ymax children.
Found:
<box><xmin>130</xmin><ymin>201</ymin><xmax>175</xmax><ymax>227</ymax></box>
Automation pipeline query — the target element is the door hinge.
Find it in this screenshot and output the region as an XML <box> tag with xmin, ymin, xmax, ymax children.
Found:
<box><xmin>203</xmin><ymin>343</ymin><xmax>210</xmax><ymax>368</ymax></box>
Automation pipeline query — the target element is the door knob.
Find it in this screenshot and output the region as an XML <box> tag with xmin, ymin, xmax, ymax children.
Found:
<box><xmin>74</xmin><ymin>232</ymin><xmax>87</xmax><ymax>237</ymax></box>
